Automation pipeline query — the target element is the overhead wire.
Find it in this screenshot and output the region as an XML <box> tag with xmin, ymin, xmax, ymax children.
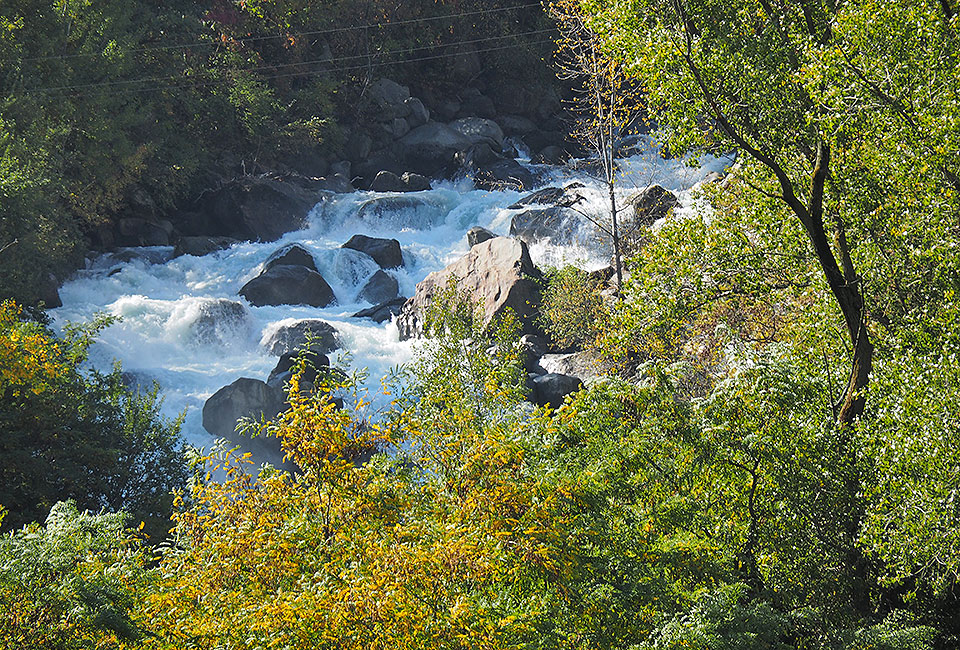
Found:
<box><xmin>18</xmin><ymin>2</ymin><xmax>542</xmax><ymax>63</ymax></box>
<box><xmin>24</xmin><ymin>36</ymin><xmax>557</xmax><ymax>103</ymax></box>
<box><xmin>17</xmin><ymin>27</ymin><xmax>556</xmax><ymax>96</ymax></box>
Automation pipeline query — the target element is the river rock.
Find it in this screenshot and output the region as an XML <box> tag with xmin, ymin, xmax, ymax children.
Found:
<box><xmin>401</xmin><ymin>172</ymin><xmax>431</xmax><ymax>191</ymax></box>
<box><xmin>359</xmin><ymin>270</ymin><xmax>399</xmax><ymax>304</ymax></box>
<box><xmin>173</xmin><ymin>236</ymin><xmax>238</xmax><ymax>258</ymax></box>
<box><xmin>449</xmin><ymin>117</ymin><xmax>504</xmax><ymax>150</ymax></box>
<box><xmin>267</xmin><ymin>350</ymin><xmax>330</xmax><ymax>389</ymax></box>
<box><xmin>264</xmin><ymin>243</ymin><xmax>317</xmax><ymax>272</ymax></box>
<box><xmin>189</xmin><ymin>175</ymin><xmax>319</xmax><ymax>242</ymax></box>
<box><xmin>508</xmin><ymin>183</ymin><xmax>585</xmax><ymax>210</ymax></box>
<box><xmin>397</xmin><ymin>237</ymin><xmax>542</xmax><ymax>340</ymax></box>
<box><xmin>627</xmin><ymin>184</ymin><xmax>680</xmax><ymax>226</ymax></box>
<box><xmin>498</xmin><ymin>114</ymin><xmax>537</xmax><ymax>135</ymax></box>
<box><xmin>352</xmin><ymin>297</ymin><xmax>407</xmax><ymax>323</ymax></box>
<box><xmin>404</xmin><ymin>97</ymin><xmax>430</xmax><ymax>127</ymax></box>
<box><xmin>531</xmin><ymin>373</ymin><xmax>584</xmax><ymax>408</ymax></box>
<box><xmin>187</xmin><ymin>299</ymin><xmax>249</xmax><ymax>346</ymax></box>
<box><xmin>342</xmin><ymin>234</ymin><xmax>403</xmax><ymax>269</ymax></box>
<box><xmin>263</xmin><ymin>319</ymin><xmax>341</xmax><ymax>356</ymax></box>
<box><xmin>474</xmin><ymin>157</ymin><xmax>536</xmax><ymax>191</ymax></box>
<box><xmin>510</xmin><ymin>207</ymin><xmax>578</xmax><ymax>244</ymax></box>
<box><xmin>239</xmin><ymin>265</ymin><xmax>336</xmax><ymax>307</ymax></box>
<box><xmin>356</xmin><ymin>195</ymin><xmax>445</xmax><ymax>230</ymax></box>
<box><xmin>202</xmin><ymin>377</ymin><xmax>287</xmax><ymax>463</ymax></box>
<box><xmin>539</xmin><ymin>350</ymin><xmax>606</xmax><ymax>382</ymax></box>
<box><xmin>533</xmin><ymin>145</ymin><xmax>570</xmax><ymax>165</ymax></box>
<box><xmin>519</xmin><ymin>334</ymin><xmax>549</xmax><ymax>374</ymax></box>
<box><xmin>367</xmin><ymin>78</ymin><xmax>411</xmax><ymax>121</ymax></box>
<box><xmin>397</xmin><ymin>123</ymin><xmax>472</xmax><ymax>177</ymax></box>
<box><xmin>467</xmin><ymin>226</ymin><xmax>497</xmax><ymax>248</ymax></box>
<box><xmin>368</xmin><ymin>170</ymin><xmax>408</xmax><ymax>193</ymax></box>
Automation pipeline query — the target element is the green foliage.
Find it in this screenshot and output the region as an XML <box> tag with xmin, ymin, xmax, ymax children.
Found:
<box><xmin>540</xmin><ymin>265</ymin><xmax>609</xmax><ymax>350</ymax></box>
<box><xmin>0</xmin><ymin>301</ymin><xmax>186</xmax><ymax>538</ymax></box>
<box><xmin>0</xmin><ymin>500</ymin><xmax>148</xmax><ymax>649</ymax></box>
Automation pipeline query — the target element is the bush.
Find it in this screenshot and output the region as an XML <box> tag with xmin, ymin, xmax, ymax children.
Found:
<box><xmin>539</xmin><ymin>265</ymin><xmax>609</xmax><ymax>350</ymax></box>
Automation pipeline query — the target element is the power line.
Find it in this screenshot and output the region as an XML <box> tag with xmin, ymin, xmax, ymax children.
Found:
<box><xmin>27</xmin><ymin>37</ymin><xmax>556</xmax><ymax>103</ymax></box>
<box><xmin>19</xmin><ymin>2</ymin><xmax>542</xmax><ymax>64</ymax></box>
<box><xmin>17</xmin><ymin>28</ymin><xmax>557</xmax><ymax>97</ymax></box>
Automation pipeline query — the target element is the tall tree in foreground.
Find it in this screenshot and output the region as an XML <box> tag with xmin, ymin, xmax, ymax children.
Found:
<box><xmin>584</xmin><ymin>0</ymin><xmax>960</xmax><ymax>617</ymax></box>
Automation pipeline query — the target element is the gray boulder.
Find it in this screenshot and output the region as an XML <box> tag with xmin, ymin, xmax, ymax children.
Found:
<box><xmin>367</xmin><ymin>78</ymin><xmax>411</xmax><ymax>120</ymax></box>
<box><xmin>539</xmin><ymin>350</ymin><xmax>606</xmax><ymax>382</ymax></box>
<box><xmin>263</xmin><ymin>319</ymin><xmax>342</xmax><ymax>356</ymax></box>
<box><xmin>239</xmin><ymin>265</ymin><xmax>336</xmax><ymax>307</ymax></box>
<box><xmin>201</xmin><ymin>377</ymin><xmax>287</xmax><ymax>465</ymax></box>
<box><xmin>627</xmin><ymin>184</ymin><xmax>680</xmax><ymax>226</ymax></box>
<box><xmin>267</xmin><ymin>350</ymin><xmax>330</xmax><ymax>390</ymax></box>
<box><xmin>533</xmin><ymin>145</ymin><xmax>570</xmax><ymax>165</ymax></box>
<box><xmin>352</xmin><ymin>297</ymin><xmax>407</xmax><ymax>323</ymax></box>
<box><xmin>498</xmin><ymin>114</ymin><xmax>537</xmax><ymax>135</ymax></box>
<box><xmin>449</xmin><ymin>117</ymin><xmax>505</xmax><ymax>150</ymax></box>
<box><xmin>474</xmin><ymin>158</ymin><xmax>536</xmax><ymax>191</ymax></box>
<box><xmin>531</xmin><ymin>373</ymin><xmax>584</xmax><ymax>408</ymax></box>
<box><xmin>398</xmin><ymin>123</ymin><xmax>472</xmax><ymax>176</ymax></box>
<box><xmin>368</xmin><ymin>171</ymin><xmax>409</xmax><ymax>193</ymax></box>
<box><xmin>397</xmin><ymin>237</ymin><xmax>542</xmax><ymax>340</ymax></box>
<box><xmin>359</xmin><ymin>270</ymin><xmax>399</xmax><ymax>304</ymax></box>
<box><xmin>342</xmin><ymin>234</ymin><xmax>403</xmax><ymax>269</ymax></box>
<box><xmin>264</xmin><ymin>243</ymin><xmax>317</xmax><ymax>272</ymax></box>
<box><xmin>401</xmin><ymin>172</ymin><xmax>431</xmax><ymax>192</ymax></box>
<box><xmin>173</xmin><ymin>236</ymin><xmax>238</xmax><ymax>258</ymax></box>
<box><xmin>404</xmin><ymin>97</ymin><xmax>430</xmax><ymax>127</ymax></box>
<box><xmin>467</xmin><ymin>226</ymin><xmax>498</xmax><ymax>248</ymax></box>
<box><xmin>508</xmin><ymin>183</ymin><xmax>585</xmax><ymax>210</ymax></box>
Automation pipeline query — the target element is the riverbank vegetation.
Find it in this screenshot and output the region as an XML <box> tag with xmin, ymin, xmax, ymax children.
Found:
<box><xmin>2</xmin><ymin>0</ymin><xmax>960</xmax><ymax>647</ymax></box>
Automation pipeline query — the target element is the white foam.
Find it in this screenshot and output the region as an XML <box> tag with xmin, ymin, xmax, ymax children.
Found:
<box><xmin>52</xmin><ymin>147</ymin><xmax>732</xmax><ymax>449</ymax></box>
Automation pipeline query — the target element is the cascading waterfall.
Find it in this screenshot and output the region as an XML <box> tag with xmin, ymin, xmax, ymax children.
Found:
<box><xmin>52</xmin><ymin>144</ymin><xmax>732</xmax><ymax>450</ymax></box>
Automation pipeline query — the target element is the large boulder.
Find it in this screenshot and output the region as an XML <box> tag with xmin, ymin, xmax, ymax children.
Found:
<box><xmin>368</xmin><ymin>170</ymin><xmax>408</xmax><ymax>193</ymax></box>
<box><xmin>239</xmin><ymin>265</ymin><xmax>336</xmax><ymax>307</ymax></box>
<box><xmin>188</xmin><ymin>175</ymin><xmax>319</xmax><ymax>242</ymax></box>
<box><xmin>358</xmin><ymin>270</ymin><xmax>399</xmax><ymax>304</ymax></box>
<box><xmin>352</xmin><ymin>297</ymin><xmax>407</xmax><ymax>323</ymax></box>
<box><xmin>263</xmin><ymin>319</ymin><xmax>342</xmax><ymax>356</ymax></box>
<box><xmin>342</xmin><ymin>234</ymin><xmax>403</xmax><ymax>269</ymax></box>
<box><xmin>539</xmin><ymin>350</ymin><xmax>606</xmax><ymax>382</ymax></box>
<box><xmin>263</xmin><ymin>243</ymin><xmax>317</xmax><ymax>272</ymax></box>
<box><xmin>201</xmin><ymin>378</ymin><xmax>287</xmax><ymax>465</ymax></box>
<box><xmin>449</xmin><ymin>117</ymin><xmax>505</xmax><ymax>150</ymax></box>
<box><xmin>267</xmin><ymin>350</ymin><xmax>330</xmax><ymax>390</ymax></box>
<box><xmin>173</xmin><ymin>236</ymin><xmax>238</xmax><ymax>258</ymax></box>
<box><xmin>397</xmin><ymin>123</ymin><xmax>472</xmax><ymax>177</ymax></box>
<box><xmin>473</xmin><ymin>158</ymin><xmax>536</xmax><ymax>192</ymax></box>
<box><xmin>366</xmin><ymin>78</ymin><xmax>411</xmax><ymax>121</ymax></box>
<box><xmin>531</xmin><ymin>373</ymin><xmax>583</xmax><ymax>408</ymax></box>
<box><xmin>397</xmin><ymin>237</ymin><xmax>542</xmax><ymax>340</ymax></box>
<box><xmin>627</xmin><ymin>185</ymin><xmax>680</xmax><ymax>226</ymax></box>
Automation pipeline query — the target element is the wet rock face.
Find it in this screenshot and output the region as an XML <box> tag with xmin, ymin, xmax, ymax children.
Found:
<box><xmin>627</xmin><ymin>184</ymin><xmax>680</xmax><ymax>226</ymax></box>
<box><xmin>173</xmin><ymin>236</ymin><xmax>238</xmax><ymax>258</ymax></box>
<box><xmin>239</xmin><ymin>265</ymin><xmax>336</xmax><ymax>308</ymax></box>
<box><xmin>342</xmin><ymin>234</ymin><xmax>403</xmax><ymax>269</ymax></box>
<box><xmin>263</xmin><ymin>244</ymin><xmax>317</xmax><ymax>272</ymax></box>
<box><xmin>262</xmin><ymin>319</ymin><xmax>342</xmax><ymax>356</ymax></box>
<box><xmin>185</xmin><ymin>175</ymin><xmax>320</xmax><ymax>242</ymax></box>
<box><xmin>466</xmin><ymin>226</ymin><xmax>497</xmax><ymax>248</ymax></box>
<box><xmin>509</xmin><ymin>207</ymin><xmax>579</xmax><ymax>245</ymax></box>
<box><xmin>359</xmin><ymin>270</ymin><xmax>399</xmax><ymax>305</ymax></box>
<box><xmin>267</xmin><ymin>350</ymin><xmax>330</xmax><ymax>389</ymax></box>
<box><xmin>531</xmin><ymin>373</ymin><xmax>584</xmax><ymax>408</ymax></box>
<box><xmin>397</xmin><ymin>237</ymin><xmax>542</xmax><ymax>340</ymax></box>
<box><xmin>202</xmin><ymin>377</ymin><xmax>287</xmax><ymax>465</ymax></box>
<box><xmin>352</xmin><ymin>297</ymin><xmax>407</xmax><ymax>323</ymax></box>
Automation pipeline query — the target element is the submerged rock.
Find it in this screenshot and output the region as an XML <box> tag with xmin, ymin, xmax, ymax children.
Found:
<box><xmin>202</xmin><ymin>377</ymin><xmax>287</xmax><ymax>465</ymax></box>
<box><xmin>187</xmin><ymin>299</ymin><xmax>249</xmax><ymax>346</ymax></box>
<box><xmin>173</xmin><ymin>236</ymin><xmax>238</xmax><ymax>258</ymax></box>
<box><xmin>510</xmin><ymin>207</ymin><xmax>579</xmax><ymax>244</ymax></box>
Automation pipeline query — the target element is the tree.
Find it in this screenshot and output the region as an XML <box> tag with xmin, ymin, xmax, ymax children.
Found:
<box><xmin>0</xmin><ymin>301</ymin><xmax>186</xmax><ymax>537</ymax></box>
<box><xmin>547</xmin><ymin>0</ymin><xmax>648</xmax><ymax>292</ymax></box>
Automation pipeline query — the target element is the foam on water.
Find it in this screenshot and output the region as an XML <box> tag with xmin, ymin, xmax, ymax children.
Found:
<box><xmin>52</xmin><ymin>143</ymin><xmax>732</xmax><ymax>449</ymax></box>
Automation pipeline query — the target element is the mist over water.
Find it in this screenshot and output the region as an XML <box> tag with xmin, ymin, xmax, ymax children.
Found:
<box><xmin>52</xmin><ymin>146</ymin><xmax>732</xmax><ymax>450</ymax></box>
